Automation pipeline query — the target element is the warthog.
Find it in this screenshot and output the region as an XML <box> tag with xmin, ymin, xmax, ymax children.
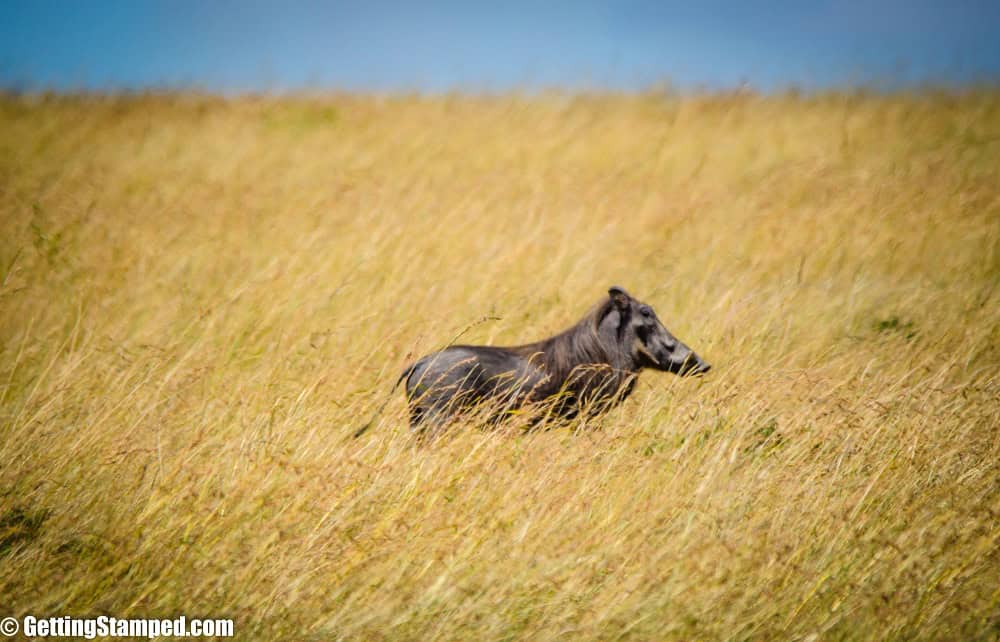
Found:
<box><xmin>399</xmin><ymin>286</ymin><xmax>710</xmax><ymax>432</ymax></box>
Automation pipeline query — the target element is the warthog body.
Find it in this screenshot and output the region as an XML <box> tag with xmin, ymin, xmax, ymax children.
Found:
<box><xmin>401</xmin><ymin>287</ymin><xmax>709</xmax><ymax>431</ymax></box>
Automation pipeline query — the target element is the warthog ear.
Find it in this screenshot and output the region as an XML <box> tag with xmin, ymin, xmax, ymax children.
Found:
<box><xmin>608</xmin><ymin>286</ymin><xmax>631</xmax><ymax>311</ymax></box>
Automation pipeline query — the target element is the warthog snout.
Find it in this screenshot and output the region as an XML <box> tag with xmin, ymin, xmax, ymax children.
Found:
<box><xmin>680</xmin><ymin>353</ymin><xmax>711</xmax><ymax>376</ymax></box>
<box><xmin>668</xmin><ymin>346</ymin><xmax>710</xmax><ymax>376</ymax></box>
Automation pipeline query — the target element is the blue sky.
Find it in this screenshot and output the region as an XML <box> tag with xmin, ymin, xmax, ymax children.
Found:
<box><xmin>2</xmin><ymin>1</ymin><xmax>999</xmax><ymax>92</ymax></box>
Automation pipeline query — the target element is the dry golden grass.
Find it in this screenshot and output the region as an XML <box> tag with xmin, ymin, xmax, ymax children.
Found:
<box><xmin>1</xmin><ymin>90</ymin><xmax>998</xmax><ymax>640</ymax></box>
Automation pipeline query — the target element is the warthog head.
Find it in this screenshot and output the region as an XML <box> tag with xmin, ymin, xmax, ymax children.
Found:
<box><xmin>607</xmin><ymin>286</ymin><xmax>711</xmax><ymax>376</ymax></box>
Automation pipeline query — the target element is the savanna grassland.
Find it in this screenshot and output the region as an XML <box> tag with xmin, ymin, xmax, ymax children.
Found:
<box><xmin>1</xmin><ymin>90</ymin><xmax>998</xmax><ymax>640</ymax></box>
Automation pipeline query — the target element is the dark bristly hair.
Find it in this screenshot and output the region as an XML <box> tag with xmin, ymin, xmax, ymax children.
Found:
<box><xmin>508</xmin><ymin>298</ymin><xmax>632</xmax><ymax>403</ymax></box>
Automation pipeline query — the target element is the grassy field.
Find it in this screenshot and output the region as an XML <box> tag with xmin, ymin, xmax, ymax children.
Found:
<box><xmin>1</xmin><ymin>90</ymin><xmax>998</xmax><ymax>640</ymax></box>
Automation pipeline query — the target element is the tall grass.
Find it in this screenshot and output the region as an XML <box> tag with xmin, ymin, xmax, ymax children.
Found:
<box><xmin>1</xmin><ymin>90</ymin><xmax>997</xmax><ymax>640</ymax></box>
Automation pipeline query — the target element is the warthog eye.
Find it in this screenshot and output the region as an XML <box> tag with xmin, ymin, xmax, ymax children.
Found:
<box><xmin>639</xmin><ymin>305</ymin><xmax>653</xmax><ymax>318</ymax></box>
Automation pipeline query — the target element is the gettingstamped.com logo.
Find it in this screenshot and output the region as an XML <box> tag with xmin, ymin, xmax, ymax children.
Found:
<box><xmin>1</xmin><ymin>615</ymin><xmax>233</xmax><ymax>639</ymax></box>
